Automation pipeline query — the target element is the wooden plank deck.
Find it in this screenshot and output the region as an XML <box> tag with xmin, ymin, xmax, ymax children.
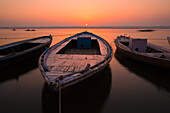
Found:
<box><xmin>64</xmin><ymin>48</ymin><xmax>100</xmax><ymax>55</ymax></box>
<box><xmin>46</xmin><ymin>35</ymin><xmax>107</xmax><ymax>73</ymax></box>
<box><xmin>47</xmin><ymin>54</ymin><xmax>105</xmax><ymax>72</ymax></box>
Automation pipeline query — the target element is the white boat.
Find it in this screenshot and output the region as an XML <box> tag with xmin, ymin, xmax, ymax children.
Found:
<box><xmin>39</xmin><ymin>31</ymin><xmax>113</xmax><ymax>91</ymax></box>
<box><xmin>114</xmin><ymin>35</ymin><xmax>170</xmax><ymax>69</ymax></box>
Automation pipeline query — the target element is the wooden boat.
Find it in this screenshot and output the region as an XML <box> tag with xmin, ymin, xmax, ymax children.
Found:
<box><xmin>39</xmin><ymin>31</ymin><xmax>113</xmax><ymax>91</ymax></box>
<box><xmin>114</xmin><ymin>35</ymin><xmax>170</xmax><ymax>69</ymax></box>
<box><xmin>12</xmin><ymin>28</ymin><xmax>16</xmax><ymax>31</ymax></box>
<box><xmin>25</xmin><ymin>29</ymin><xmax>36</xmax><ymax>31</ymax></box>
<box><xmin>138</xmin><ymin>29</ymin><xmax>155</xmax><ymax>32</ymax></box>
<box><xmin>0</xmin><ymin>35</ymin><xmax>52</xmax><ymax>68</ymax></box>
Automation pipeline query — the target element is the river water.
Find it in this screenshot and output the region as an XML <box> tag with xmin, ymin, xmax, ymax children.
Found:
<box><xmin>0</xmin><ymin>29</ymin><xmax>170</xmax><ymax>113</ymax></box>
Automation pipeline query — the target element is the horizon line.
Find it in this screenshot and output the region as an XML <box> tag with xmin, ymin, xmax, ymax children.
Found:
<box><xmin>1</xmin><ymin>26</ymin><xmax>170</xmax><ymax>29</ymax></box>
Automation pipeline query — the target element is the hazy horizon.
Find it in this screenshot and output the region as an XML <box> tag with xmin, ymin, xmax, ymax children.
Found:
<box><xmin>0</xmin><ymin>0</ymin><xmax>170</xmax><ymax>27</ymax></box>
<box><xmin>1</xmin><ymin>26</ymin><xmax>170</xmax><ymax>29</ymax></box>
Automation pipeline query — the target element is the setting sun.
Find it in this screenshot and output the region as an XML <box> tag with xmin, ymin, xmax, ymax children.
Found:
<box><xmin>0</xmin><ymin>0</ymin><xmax>170</xmax><ymax>26</ymax></box>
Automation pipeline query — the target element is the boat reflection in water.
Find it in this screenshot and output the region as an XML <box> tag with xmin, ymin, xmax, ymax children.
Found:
<box><xmin>42</xmin><ymin>66</ymin><xmax>112</xmax><ymax>113</ymax></box>
<box><xmin>0</xmin><ymin>56</ymin><xmax>39</xmax><ymax>84</ymax></box>
<box><xmin>115</xmin><ymin>50</ymin><xmax>170</xmax><ymax>92</ymax></box>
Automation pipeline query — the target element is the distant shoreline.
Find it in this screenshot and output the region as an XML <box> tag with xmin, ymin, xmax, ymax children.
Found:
<box><xmin>1</xmin><ymin>26</ymin><xmax>170</xmax><ymax>29</ymax></box>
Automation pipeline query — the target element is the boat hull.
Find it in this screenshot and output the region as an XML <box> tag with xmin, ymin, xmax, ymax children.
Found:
<box><xmin>114</xmin><ymin>40</ymin><xmax>170</xmax><ymax>69</ymax></box>
<box><xmin>0</xmin><ymin>36</ymin><xmax>52</xmax><ymax>69</ymax></box>
<box><xmin>39</xmin><ymin>31</ymin><xmax>113</xmax><ymax>92</ymax></box>
<box><xmin>42</xmin><ymin>66</ymin><xmax>112</xmax><ymax>113</ymax></box>
<box><xmin>39</xmin><ymin>51</ymin><xmax>112</xmax><ymax>92</ymax></box>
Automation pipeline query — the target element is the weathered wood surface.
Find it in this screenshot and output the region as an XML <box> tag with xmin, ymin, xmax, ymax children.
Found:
<box><xmin>64</xmin><ymin>48</ymin><xmax>100</xmax><ymax>55</ymax></box>
<box><xmin>46</xmin><ymin>35</ymin><xmax>107</xmax><ymax>73</ymax></box>
<box><xmin>47</xmin><ymin>54</ymin><xmax>105</xmax><ymax>72</ymax></box>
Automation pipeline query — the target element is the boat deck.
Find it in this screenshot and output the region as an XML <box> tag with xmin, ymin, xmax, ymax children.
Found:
<box><xmin>46</xmin><ymin>34</ymin><xmax>108</xmax><ymax>73</ymax></box>
<box><xmin>47</xmin><ymin>54</ymin><xmax>105</xmax><ymax>73</ymax></box>
<box><xmin>63</xmin><ymin>48</ymin><xmax>100</xmax><ymax>55</ymax></box>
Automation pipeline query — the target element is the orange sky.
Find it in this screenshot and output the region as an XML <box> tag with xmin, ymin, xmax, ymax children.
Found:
<box><xmin>0</xmin><ymin>0</ymin><xmax>170</xmax><ymax>26</ymax></box>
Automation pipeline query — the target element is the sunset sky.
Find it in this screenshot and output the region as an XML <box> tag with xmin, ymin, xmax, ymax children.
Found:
<box><xmin>0</xmin><ymin>0</ymin><xmax>170</xmax><ymax>27</ymax></box>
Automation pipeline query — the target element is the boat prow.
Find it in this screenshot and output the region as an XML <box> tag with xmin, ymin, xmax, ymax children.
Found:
<box><xmin>39</xmin><ymin>31</ymin><xmax>113</xmax><ymax>91</ymax></box>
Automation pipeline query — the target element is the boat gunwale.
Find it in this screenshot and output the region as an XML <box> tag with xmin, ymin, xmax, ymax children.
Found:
<box><xmin>0</xmin><ymin>36</ymin><xmax>52</xmax><ymax>50</ymax></box>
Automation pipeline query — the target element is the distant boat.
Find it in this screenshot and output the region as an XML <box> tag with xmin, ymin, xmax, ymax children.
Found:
<box><xmin>39</xmin><ymin>31</ymin><xmax>113</xmax><ymax>92</ymax></box>
<box><xmin>138</xmin><ymin>29</ymin><xmax>155</xmax><ymax>32</ymax></box>
<box><xmin>25</xmin><ymin>29</ymin><xmax>30</xmax><ymax>31</ymax></box>
<box><xmin>32</xmin><ymin>28</ymin><xmax>36</xmax><ymax>31</ymax></box>
<box><xmin>114</xmin><ymin>35</ymin><xmax>170</xmax><ymax>69</ymax></box>
<box><xmin>25</xmin><ymin>29</ymin><xmax>36</xmax><ymax>31</ymax></box>
<box><xmin>0</xmin><ymin>35</ymin><xmax>52</xmax><ymax>68</ymax></box>
<box><xmin>168</xmin><ymin>37</ymin><xmax>170</xmax><ymax>44</ymax></box>
<box><xmin>12</xmin><ymin>28</ymin><xmax>16</xmax><ymax>31</ymax></box>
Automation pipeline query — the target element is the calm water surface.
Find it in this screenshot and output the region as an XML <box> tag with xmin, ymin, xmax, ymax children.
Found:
<box><xmin>0</xmin><ymin>29</ymin><xmax>170</xmax><ymax>113</ymax></box>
